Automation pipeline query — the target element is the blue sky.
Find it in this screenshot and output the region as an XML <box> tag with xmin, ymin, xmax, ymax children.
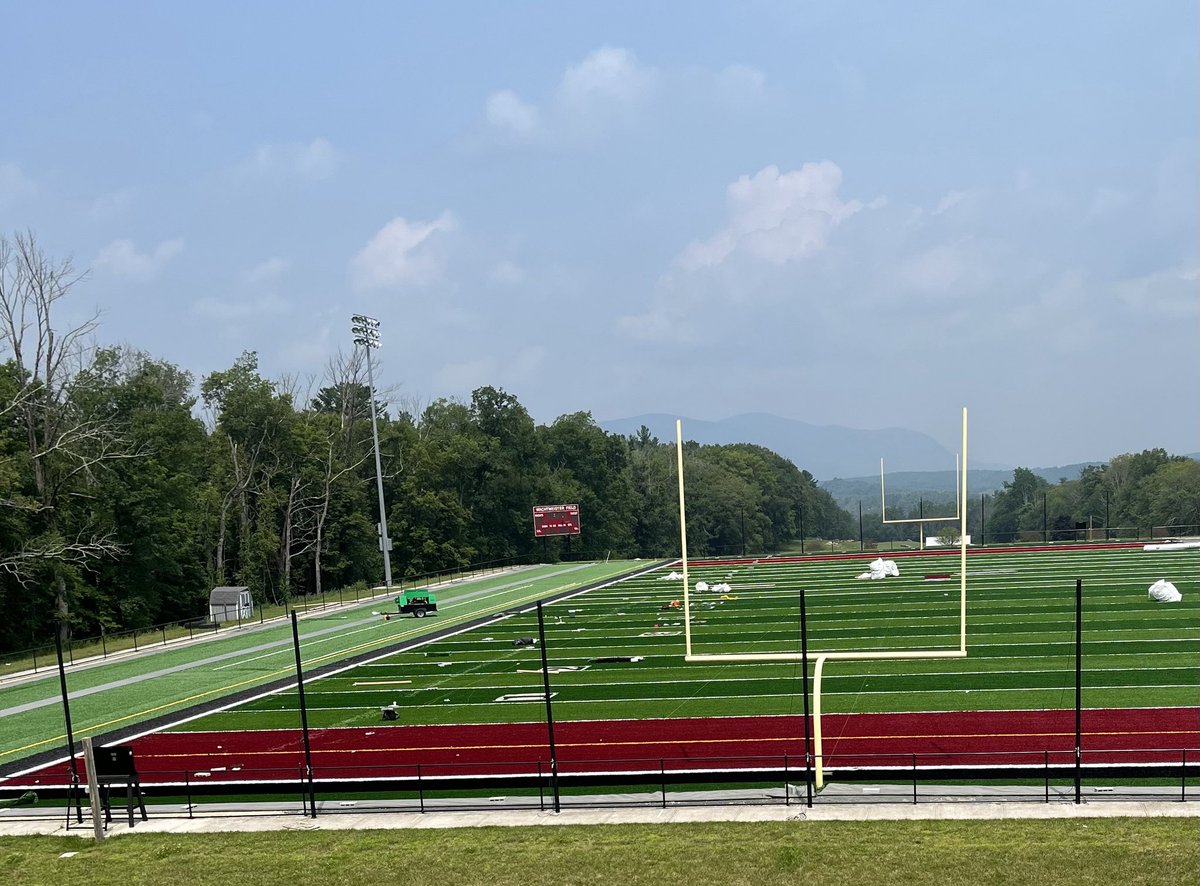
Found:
<box><xmin>2</xmin><ymin>1</ymin><xmax>1196</xmax><ymax>467</ymax></box>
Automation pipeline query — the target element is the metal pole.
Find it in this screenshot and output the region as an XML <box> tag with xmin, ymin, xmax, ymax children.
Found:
<box><xmin>537</xmin><ymin>602</ymin><xmax>560</xmax><ymax>812</ymax></box>
<box><xmin>740</xmin><ymin>506</ymin><xmax>746</xmax><ymax>557</ymax></box>
<box><xmin>356</xmin><ymin>320</ymin><xmax>393</xmax><ymax>589</ymax></box>
<box><xmin>1043</xmin><ymin>493</ymin><xmax>1048</xmax><ymax>545</ymax></box>
<box><xmin>799</xmin><ymin>588</ymin><xmax>813</xmax><ymax>808</ymax></box>
<box><xmin>54</xmin><ymin>629</ymin><xmax>83</xmax><ymax>823</ymax></box>
<box><xmin>1080</xmin><ymin>573</ymin><xmax>1089</xmax><ymax>801</ymax></box>
<box><xmin>858</xmin><ymin>501</ymin><xmax>863</xmax><ymax>552</ymax></box>
<box><xmin>290</xmin><ymin>611</ymin><xmax>318</xmax><ymax>817</ymax></box>
<box><xmin>799</xmin><ymin>503</ymin><xmax>805</xmax><ymax>555</ymax></box>
<box><xmin>981</xmin><ymin>494</ymin><xmax>986</xmax><ymax>546</ymax></box>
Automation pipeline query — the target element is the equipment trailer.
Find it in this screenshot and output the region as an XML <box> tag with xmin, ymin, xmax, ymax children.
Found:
<box><xmin>395</xmin><ymin>588</ymin><xmax>437</xmax><ymax>618</ymax></box>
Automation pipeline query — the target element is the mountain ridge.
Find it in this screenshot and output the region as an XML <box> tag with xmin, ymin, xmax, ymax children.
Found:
<box><xmin>598</xmin><ymin>412</ymin><xmax>1003</xmax><ymax>479</ymax></box>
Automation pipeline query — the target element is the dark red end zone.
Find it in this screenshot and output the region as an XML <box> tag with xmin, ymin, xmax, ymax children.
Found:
<box><xmin>12</xmin><ymin>707</ymin><xmax>1198</xmax><ymax>786</ymax></box>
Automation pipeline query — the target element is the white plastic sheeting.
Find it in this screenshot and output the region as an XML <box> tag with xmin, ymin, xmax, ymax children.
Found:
<box><xmin>695</xmin><ymin>581</ymin><xmax>709</xmax><ymax>592</ymax></box>
<box><xmin>662</xmin><ymin>571</ymin><xmax>683</xmax><ymax>581</ymax></box>
<box><xmin>1148</xmin><ymin>579</ymin><xmax>1182</xmax><ymax>603</ymax></box>
<box><xmin>856</xmin><ymin>558</ymin><xmax>900</xmax><ymax>580</ymax></box>
<box><xmin>711</xmin><ymin>582</ymin><xmax>732</xmax><ymax>594</ymax></box>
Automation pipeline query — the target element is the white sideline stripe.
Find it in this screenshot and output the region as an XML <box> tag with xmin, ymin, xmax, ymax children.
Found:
<box><xmin>249</xmin><ymin>682</ymin><xmax>1200</xmax><ymax>712</ymax></box>
<box><xmin>301</xmin><ymin>664</ymin><xmax>1200</xmax><ymax>695</ymax></box>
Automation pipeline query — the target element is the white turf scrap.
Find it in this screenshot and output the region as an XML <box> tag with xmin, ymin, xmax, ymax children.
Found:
<box><xmin>1148</xmin><ymin>579</ymin><xmax>1182</xmax><ymax>603</ymax></box>
<box><xmin>1144</xmin><ymin>541</ymin><xmax>1200</xmax><ymax>551</ymax></box>
<box><xmin>856</xmin><ymin>558</ymin><xmax>900</xmax><ymax>580</ymax></box>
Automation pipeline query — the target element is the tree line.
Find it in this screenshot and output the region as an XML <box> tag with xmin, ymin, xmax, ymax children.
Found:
<box><xmin>0</xmin><ymin>234</ymin><xmax>851</xmax><ymax>652</ymax></box>
<box><xmin>854</xmin><ymin>451</ymin><xmax>1198</xmax><ymax>545</ymax></box>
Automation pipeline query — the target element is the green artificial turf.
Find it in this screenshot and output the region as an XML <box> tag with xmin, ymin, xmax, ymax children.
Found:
<box><xmin>0</xmin><ymin>561</ymin><xmax>648</xmax><ymax>765</ymax></box>
<box><xmin>185</xmin><ymin>546</ymin><xmax>1199</xmax><ymax>731</ymax></box>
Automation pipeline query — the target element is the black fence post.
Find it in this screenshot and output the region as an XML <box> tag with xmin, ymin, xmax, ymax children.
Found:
<box><xmin>1080</xmin><ymin>576</ymin><xmax>1089</xmax><ymax>801</ymax></box>
<box><xmin>858</xmin><ymin>502</ymin><xmax>864</xmax><ymax>552</ymax></box>
<box><xmin>101</xmin><ymin>627</ymin><xmax>107</xmax><ymax>659</ymax></box>
<box><xmin>912</xmin><ymin>754</ymin><xmax>918</xmax><ymax>804</ymax></box>
<box><xmin>54</xmin><ymin>630</ymin><xmax>83</xmax><ymax>824</ymax></box>
<box><xmin>290</xmin><ymin>611</ymin><xmax>317</xmax><ymax>818</ymax></box>
<box><xmin>1044</xmin><ymin>750</ymin><xmax>1049</xmax><ymax>803</ymax></box>
<box><xmin>417</xmin><ymin>763</ymin><xmax>424</xmax><ymax>813</ymax></box>
<box><xmin>537</xmin><ymin>601</ymin><xmax>560</xmax><ymax>813</ymax></box>
<box><xmin>799</xmin><ymin>588</ymin><xmax>813</xmax><ymax>808</ymax></box>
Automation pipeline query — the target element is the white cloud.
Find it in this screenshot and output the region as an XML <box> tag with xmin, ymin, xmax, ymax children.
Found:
<box><xmin>192</xmin><ymin>292</ymin><xmax>290</xmax><ymax>322</ymax></box>
<box><xmin>433</xmin><ymin>357</ymin><xmax>495</xmax><ymax>393</ymax></box>
<box><xmin>678</xmin><ymin>162</ymin><xmax>864</xmax><ymax>270</ymax></box>
<box><xmin>509</xmin><ymin>345</ymin><xmax>546</xmax><ymax>378</ymax></box>
<box><xmin>931</xmin><ymin>190</ymin><xmax>968</xmax><ymax>215</ymax></box>
<box><xmin>485</xmin><ymin>91</ymin><xmax>542</xmax><ymax>139</ymax></box>
<box><xmin>488</xmin><ymin>47</ymin><xmax>781</xmax><ymax>143</ymax></box>
<box><xmin>94</xmin><ymin>238</ymin><xmax>183</xmax><ymax>281</ymax></box>
<box><xmin>895</xmin><ymin>240</ymin><xmax>991</xmax><ymax>295</ymax></box>
<box><xmin>89</xmin><ymin>189</ymin><xmax>133</xmax><ymax>221</ymax></box>
<box><xmin>1088</xmin><ymin>187</ymin><xmax>1133</xmax><ymax>219</ymax></box>
<box><xmin>1115</xmin><ymin>266</ymin><xmax>1200</xmax><ymax>317</ymax></box>
<box><xmin>432</xmin><ymin>346</ymin><xmax>547</xmax><ymax>394</ymax></box>
<box><xmin>0</xmin><ymin>161</ymin><xmax>36</xmax><ymax>207</ymax></box>
<box><xmin>618</xmin><ymin>161</ymin><xmax>873</xmax><ymax>343</ymax></box>
<box><xmin>557</xmin><ymin>46</ymin><xmax>656</xmax><ymax>110</ymax></box>
<box><xmin>243</xmin><ymin>138</ymin><xmax>338</xmax><ymax>181</ymax></box>
<box><xmin>243</xmin><ymin>256</ymin><xmax>291</xmax><ymax>283</ymax></box>
<box><xmin>713</xmin><ymin>64</ymin><xmax>767</xmax><ymax>105</ymax></box>
<box><xmin>490</xmin><ymin>259</ymin><xmax>525</xmax><ymax>285</ymax></box>
<box><xmin>350</xmin><ymin>212</ymin><xmax>456</xmax><ymax>290</ymax></box>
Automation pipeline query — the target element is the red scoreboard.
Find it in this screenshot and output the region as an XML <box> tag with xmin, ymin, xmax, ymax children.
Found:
<box><xmin>532</xmin><ymin>504</ymin><xmax>581</xmax><ymax>537</ymax></box>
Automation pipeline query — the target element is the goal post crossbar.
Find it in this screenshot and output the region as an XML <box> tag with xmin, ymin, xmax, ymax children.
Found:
<box><xmin>675</xmin><ymin>408</ymin><xmax>970</xmax><ymax>790</ymax></box>
<box><xmin>880</xmin><ymin>453</ymin><xmax>960</xmax><ymax>525</ymax></box>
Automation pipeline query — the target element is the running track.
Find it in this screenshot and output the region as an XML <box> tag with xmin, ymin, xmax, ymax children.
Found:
<box><xmin>9</xmin><ymin>707</ymin><xmax>1197</xmax><ymax>786</ymax></box>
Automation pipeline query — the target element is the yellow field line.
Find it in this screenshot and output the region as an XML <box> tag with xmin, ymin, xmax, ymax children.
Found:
<box><xmin>0</xmin><ymin>578</ymin><xmax>589</xmax><ymax>763</ymax></box>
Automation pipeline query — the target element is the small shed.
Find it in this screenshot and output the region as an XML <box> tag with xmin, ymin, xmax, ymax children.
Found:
<box><xmin>209</xmin><ymin>586</ymin><xmax>254</xmax><ymax>623</ymax></box>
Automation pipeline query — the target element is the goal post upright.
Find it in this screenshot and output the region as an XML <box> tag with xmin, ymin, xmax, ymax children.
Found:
<box><xmin>677</xmin><ymin>407</ymin><xmax>970</xmax><ymax>790</ymax></box>
<box><xmin>676</xmin><ymin>419</ymin><xmax>693</xmax><ymax>658</ymax></box>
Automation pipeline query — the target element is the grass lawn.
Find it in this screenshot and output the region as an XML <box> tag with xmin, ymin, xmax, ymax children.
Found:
<box><xmin>2</xmin><ymin>818</ymin><xmax>1197</xmax><ymax>886</ymax></box>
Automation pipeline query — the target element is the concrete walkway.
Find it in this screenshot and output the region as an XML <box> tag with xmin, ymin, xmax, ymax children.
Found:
<box><xmin>1</xmin><ymin>786</ymin><xmax>1196</xmax><ymax>838</ymax></box>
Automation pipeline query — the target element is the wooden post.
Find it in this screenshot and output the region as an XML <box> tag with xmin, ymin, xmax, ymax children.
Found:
<box><xmin>81</xmin><ymin>738</ymin><xmax>105</xmax><ymax>841</ymax></box>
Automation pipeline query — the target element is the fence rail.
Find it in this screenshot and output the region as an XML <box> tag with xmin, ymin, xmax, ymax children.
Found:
<box><xmin>0</xmin><ymin>553</ymin><xmax>555</xmax><ymax>679</ymax></box>
<box><xmin>2</xmin><ymin>746</ymin><xmax>1195</xmax><ymax>827</ymax></box>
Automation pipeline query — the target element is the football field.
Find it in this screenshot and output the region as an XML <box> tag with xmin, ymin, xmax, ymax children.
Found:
<box><xmin>183</xmin><ymin>543</ymin><xmax>1199</xmax><ymax>732</ymax></box>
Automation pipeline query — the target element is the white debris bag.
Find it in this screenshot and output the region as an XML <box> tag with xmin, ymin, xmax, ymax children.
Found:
<box><xmin>856</xmin><ymin>558</ymin><xmax>900</xmax><ymax>580</ymax></box>
<box><xmin>662</xmin><ymin>571</ymin><xmax>683</xmax><ymax>581</ymax></box>
<box><xmin>1147</xmin><ymin>579</ymin><xmax>1182</xmax><ymax>603</ymax></box>
<box><xmin>712</xmin><ymin>582</ymin><xmax>732</xmax><ymax>593</ymax></box>
<box><xmin>695</xmin><ymin>581</ymin><xmax>709</xmax><ymax>592</ymax></box>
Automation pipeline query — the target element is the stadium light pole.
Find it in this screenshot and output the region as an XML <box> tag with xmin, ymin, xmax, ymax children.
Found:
<box><xmin>352</xmin><ymin>314</ymin><xmax>393</xmax><ymax>588</ymax></box>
